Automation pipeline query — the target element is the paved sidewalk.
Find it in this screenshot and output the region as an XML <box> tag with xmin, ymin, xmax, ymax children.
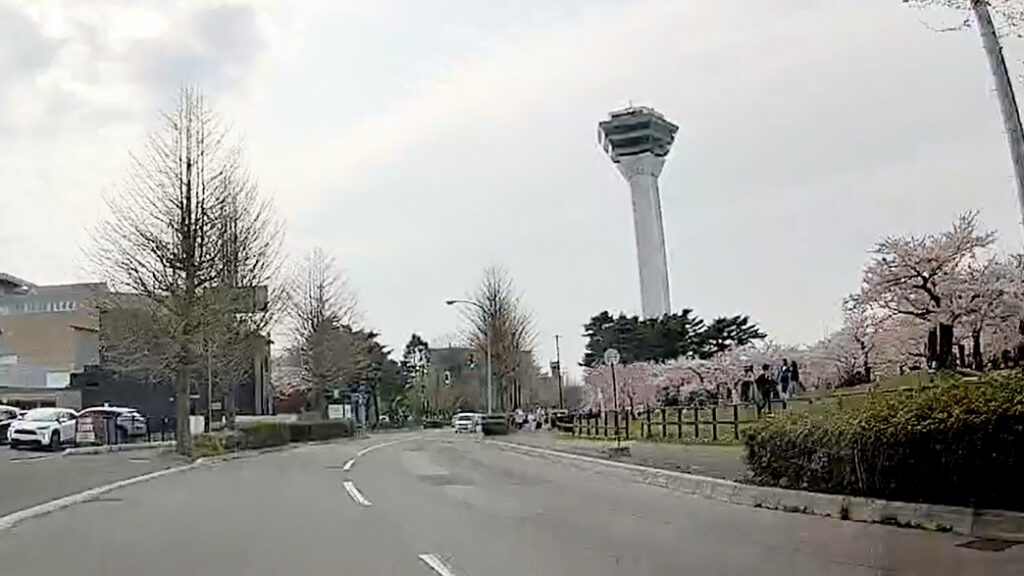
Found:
<box><xmin>0</xmin><ymin>448</ymin><xmax>188</xmax><ymax>517</ymax></box>
<box><xmin>501</xmin><ymin>430</ymin><xmax>747</xmax><ymax>480</ymax></box>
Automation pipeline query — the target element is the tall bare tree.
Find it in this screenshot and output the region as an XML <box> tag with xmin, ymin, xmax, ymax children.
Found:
<box><xmin>91</xmin><ymin>87</ymin><xmax>282</xmax><ymax>453</ymax></box>
<box><xmin>458</xmin><ymin>266</ymin><xmax>535</xmax><ymax>411</ymax></box>
<box><xmin>286</xmin><ymin>248</ymin><xmax>359</xmax><ymax>415</ymax></box>
<box><xmin>905</xmin><ymin>0</ymin><xmax>1024</xmax><ymax>241</ymax></box>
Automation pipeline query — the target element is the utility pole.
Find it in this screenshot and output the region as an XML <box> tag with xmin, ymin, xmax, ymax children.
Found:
<box><xmin>973</xmin><ymin>0</ymin><xmax>1024</xmax><ymax>243</ymax></box>
<box><xmin>555</xmin><ymin>334</ymin><xmax>564</xmax><ymax>409</ymax></box>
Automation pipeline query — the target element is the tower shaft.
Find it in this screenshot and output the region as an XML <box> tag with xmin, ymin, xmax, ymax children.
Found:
<box><xmin>617</xmin><ymin>154</ymin><xmax>670</xmax><ymax>318</ymax></box>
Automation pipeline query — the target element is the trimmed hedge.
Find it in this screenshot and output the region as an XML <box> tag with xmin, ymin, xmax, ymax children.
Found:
<box><xmin>743</xmin><ymin>373</ymin><xmax>1024</xmax><ymax>511</ymax></box>
<box><xmin>480</xmin><ymin>413</ymin><xmax>510</xmax><ymax>436</ymax></box>
<box><xmin>289</xmin><ymin>420</ymin><xmax>355</xmax><ymax>442</ymax></box>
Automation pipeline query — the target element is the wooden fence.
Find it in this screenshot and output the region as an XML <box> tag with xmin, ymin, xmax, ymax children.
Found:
<box><xmin>564</xmin><ymin>383</ymin><xmax>940</xmax><ymax>443</ymax></box>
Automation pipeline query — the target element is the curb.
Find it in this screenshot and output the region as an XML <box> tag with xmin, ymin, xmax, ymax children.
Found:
<box><xmin>64</xmin><ymin>441</ymin><xmax>177</xmax><ymax>456</ymax></box>
<box><xmin>486</xmin><ymin>439</ymin><xmax>1024</xmax><ymax>541</ymax></box>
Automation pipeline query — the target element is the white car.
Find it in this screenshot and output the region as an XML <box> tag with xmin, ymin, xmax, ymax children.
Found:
<box><xmin>452</xmin><ymin>412</ymin><xmax>481</xmax><ymax>433</ymax></box>
<box><xmin>77</xmin><ymin>406</ymin><xmax>148</xmax><ymax>443</ymax></box>
<box><xmin>8</xmin><ymin>408</ymin><xmax>78</xmax><ymax>451</ymax></box>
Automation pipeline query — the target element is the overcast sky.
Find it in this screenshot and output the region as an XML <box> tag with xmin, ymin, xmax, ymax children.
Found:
<box><xmin>2</xmin><ymin>0</ymin><xmax>1024</xmax><ymax>375</ymax></box>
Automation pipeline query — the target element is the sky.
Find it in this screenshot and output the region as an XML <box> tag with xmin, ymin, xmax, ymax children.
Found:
<box><xmin>2</xmin><ymin>0</ymin><xmax>1024</xmax><ymax>377</ymax></box>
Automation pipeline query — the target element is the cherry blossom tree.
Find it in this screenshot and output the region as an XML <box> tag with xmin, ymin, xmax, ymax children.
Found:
<box><xmin>860</xmin><ymin>212</ymin><xmax>996</xmax><ymax>368</ymax></box>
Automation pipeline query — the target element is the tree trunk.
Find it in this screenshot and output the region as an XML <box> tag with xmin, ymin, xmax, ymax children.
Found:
<box><xmin>175</xmin><ymin>366</ymin><xmax>192</xmax><ymax>455</ymax></box>
<box><xmin>957</xmin><ymin>342</ymin><xmax>967</xmax><ymax>368</ymax></box>
<box><xmin>927</xmin><ymin>327</ymin><xmax>938</xmax><ymax>368</ymax></box>
<box><xmin>974</xmin><ymin>0</ymin><xmax>1024</xmax><ymax>242</ymax></box>
<box><xmin>972</xmin><ymin>329</ymin><xmax>984</xmax><ymax>370</ymax></box>
<box><xmin>938</xmin><ymin>323</ymin><xmax>955</xmax><ymax>369</ymax></box>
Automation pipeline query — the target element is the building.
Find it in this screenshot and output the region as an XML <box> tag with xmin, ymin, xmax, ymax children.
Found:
<box><xmin>598</xmin><ymin>106</ymin><xmax>679</xmax><ymax>319</ymax></box>
<box><xmin>0</xmin><ymin>273</ymin><xmax>105</xmax><ymax>408</ymax></box>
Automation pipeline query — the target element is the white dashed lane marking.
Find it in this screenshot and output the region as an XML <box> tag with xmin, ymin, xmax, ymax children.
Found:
<box><xmin>342</xmin><ymin>481</ymin><xmax>372</xmax><ymax>506</ymax></box>
<box><xmin>418</xmin><ymin>553</ymin><xmax>461</xmax><ymax>576</ymax></box>
<box><xmin>342</xmin><ymin>458</ymin><xmax>355</xmax><ymax>471</ymax></box>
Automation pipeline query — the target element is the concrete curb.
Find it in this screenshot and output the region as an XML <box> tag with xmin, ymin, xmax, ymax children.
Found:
<box><xmin>486</xmin><ymin>439</ymin><xmax>1024</xmax><ymax>541</ymax></box>
<box><xmin>64</xmin><ymin>441</ymin><xmax>177</xmax><ymax>456</ymax></box>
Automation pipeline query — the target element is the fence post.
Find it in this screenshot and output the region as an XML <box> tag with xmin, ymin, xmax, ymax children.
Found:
<box><xmin>712</xmin><ymin>407</ymin><xmax>718</xmax><ymax>441</ymax></box>
<box><xmin>677</xmin><ymin>407</ymin><xmax>683</xmax><ymax>439</ymax></box>
<box><xmin>733</xmin><ymin>404</ymin><xmax>740</xmax><ymax>440</ymax></box>
<box><xmin>645</xmin><ymin>407</ymin><xmax>652</xmax><ymax>440</ymax></box>
<box><xmin>603</xmin><ymin>411</ymin><xmax>609</xmax><ymax>437</ymax></box>
<box><xmin>613</xmin><ymin>409</ymin><xmax>619</xmax><ymax>440</ymax></box>
<box><xmin>624</xmin><ymin>409</ymin><xmax>630</xmax><ymax>440</ymax></box>
<box><xmin>693</xmin><ymin>406</ymin><xmax>700</xmax><ymax>438</ymax></box>
<box><xmin>661</xmin><ymin>407</ymin><xmax>667</xmax><ymax>438</ymax></box>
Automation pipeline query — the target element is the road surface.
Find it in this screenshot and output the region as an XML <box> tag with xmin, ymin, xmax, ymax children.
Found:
<box><xmin>0</xmin><ymin>446</ymin><xmax>187</xmax><ymax>516</ymax></box>
<box><xmin>1</xmin><ymin>432</ymin><xmax>1021</xmax><ymax>575</ymax></box>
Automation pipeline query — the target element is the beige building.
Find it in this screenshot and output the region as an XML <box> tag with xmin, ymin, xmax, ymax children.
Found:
<box><xmin>0</xmin><ymin>274</ymin><xmax>105</xmax><ymax>387</ymax></box>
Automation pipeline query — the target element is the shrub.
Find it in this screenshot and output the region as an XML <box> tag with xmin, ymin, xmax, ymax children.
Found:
<box><xmin>480</xmin><ymin>413</ymin><xmax>510</xmax><ymax>436</ymax></box>
<box><xmin>743</xmin><ymin>373</ymin><xmax>1024</xmax><ymax>511</ymax></box>
<box><xmin>238</xmin><ymin>421</ymin><xmax>291</xmax><ymax>449</ymax></box>
<box><xmin>191</xmin><ymin>432</ymin><xmax>227</xmax><ymax>458</ymax></box>
<box><xmin>288</xmin><ymin>420</ymin><xmax>355</xmax><ymax>442</ymax></box>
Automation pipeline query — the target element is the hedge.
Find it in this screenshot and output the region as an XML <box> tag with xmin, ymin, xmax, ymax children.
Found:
<box><xmin>480</xmin><ymin>413</ymin><xmax>510</xmax><ymax>436</ymax></box>
<box><xmin>743</xmin><ymin>373</ymin><xmax>1024</xmax><ymax>511</ymax></box>
<box><xmin>191</xmin><ymin>419</ymin><xmax>357</xmax><ymax>457</ymax></box>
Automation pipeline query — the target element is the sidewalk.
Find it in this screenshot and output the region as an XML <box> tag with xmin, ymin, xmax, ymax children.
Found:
<box><xmin>501</xmin><ymin>430</ymin><xmax>747</xmax><ymax>481</ymax></box>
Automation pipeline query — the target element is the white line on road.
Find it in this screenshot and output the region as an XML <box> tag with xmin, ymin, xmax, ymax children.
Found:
<box><xmin>342</xmin><ymin>481</ymin><xmax>372</xmax><ymax>506</ymax></box>
<box><xmin>356</xmin><ymin>436</ymin><xmax>417</xmax><ymax>457</ymax></box>
<box><xmin>418</xmin><ymin>553</ymin><xmax>460</xmax><ymax>576</ymax></box>
<box><xmin>342</xmin><ymin>458</ymin><xmax>355</xmax><ymax>471</ymax></box>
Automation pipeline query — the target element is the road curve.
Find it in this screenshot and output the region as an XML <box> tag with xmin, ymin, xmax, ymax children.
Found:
<box><xmin>0</xmin><ymin>431</ymin><xmax>1020</xmax><ymax>575</ymax></box>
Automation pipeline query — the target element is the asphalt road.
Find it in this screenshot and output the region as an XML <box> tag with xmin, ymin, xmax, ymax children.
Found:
<box><xmin>0</xmin><ymin>446</ymin><xmax>187</xmax><ymax>517</ymax></box>
<box><xmin>1</xmin><ymin>432</ymin><xmax>1021</xmax><ymax>575</ymax></box>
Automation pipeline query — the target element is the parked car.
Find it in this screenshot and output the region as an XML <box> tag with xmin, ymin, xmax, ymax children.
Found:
<box><xmin>7</xmin><ymin>407</ymin><xmax>78</xmax><ymax>451</ymax></box>
<box><xmin>452</xmin><ymin>412</ymin><xmax>481</xmax><ymax>433</ymax></box>
<box><xmin>77</xmin><ymin>406</ymin><xmax>148</xmax><ymax>444</ymax></box>
<box><xmin>0</xmin><ymin>405</ymin><xmax>22</xmax><ymax>445</ymax></box>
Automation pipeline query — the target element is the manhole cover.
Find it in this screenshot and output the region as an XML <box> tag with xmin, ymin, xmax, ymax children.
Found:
<box><xmin>956</xmin><ymin>539</ymin><xmax>1020</xmax><ymax>552</ymax></box>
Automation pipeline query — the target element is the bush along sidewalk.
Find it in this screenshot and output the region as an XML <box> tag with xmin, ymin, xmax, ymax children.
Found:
<box><xmin>743</xmin><ymin>371</ymin><xmax>1024</xmax><ymax>512</ymax></box>
<box><xmin>191</xmin><ymin>420</ymin><xmax>356</xmax><ymax>458</ymax></box>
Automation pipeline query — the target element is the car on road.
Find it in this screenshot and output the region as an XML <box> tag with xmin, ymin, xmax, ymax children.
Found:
<box><xmin>0</xmin><ymin>405</ymin><xmax>22</xmax><ymax>445</ymax></box>
<box><xmin>452</xmin><ymin>412</ymin><xmax>481</xmax><ymax>433</ymax></box>
<box><xmin>77</xmin><ymin>406</ymin><xmax>149</xmax><ymax>444</ymax></box>
<box><xmin>7</xmin><ymin>407</ymin><xmax>78</xmax><ymax>451</ymax></box>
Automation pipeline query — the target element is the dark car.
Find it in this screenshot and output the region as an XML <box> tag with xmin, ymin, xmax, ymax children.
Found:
<box><xmin>0</xmin><ymin>405</ymin><xmax>22</xmax><ymax>445</ymax></box>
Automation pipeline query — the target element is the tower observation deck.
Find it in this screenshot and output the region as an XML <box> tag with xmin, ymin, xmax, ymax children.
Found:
<box><xmin>598</xmin><ymin>106</ymin><xmax>678</xmax><ymax>319</ymax></box>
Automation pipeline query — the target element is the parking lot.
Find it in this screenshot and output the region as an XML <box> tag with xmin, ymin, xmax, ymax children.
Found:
<box><xmin>0</xmin><ymin>446</ymin><xmax>188</xmax><ymax>517</ymax></box>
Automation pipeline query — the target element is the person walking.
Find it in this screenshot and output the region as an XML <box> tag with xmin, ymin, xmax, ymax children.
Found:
<box><xmin>790</xmin><ymin>361</ymin><xmax>802</xmax><ymax>394</ymax></box>
<box><xmin>777</xmin><ymin>359</ymin><xmax>792</xmax><ymax>399</ymax></box>
<box><xmin>754</xmin><ymin>364</ymin><xmax>774</xmax><ymax>413</ymax></box>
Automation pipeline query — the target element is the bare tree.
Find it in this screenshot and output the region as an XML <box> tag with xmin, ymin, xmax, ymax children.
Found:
<box><xmin>286</xmin><ymin>248</ymin><xmax>359</xmax><ymax>415</ymax></box>
<box><xmin>91</xmin><ymin>87</ymin><xmax>281</xmax><ymax>454</ymax></box>
<box><xmin>905</xmin><ymin>0</ymin><xmax>1024</xmax><ymax>241</ymax></box>
<box><xmin>458</xmin><ymin>266</ymin><xmax>535</xmax><ymax>411</ymax></box>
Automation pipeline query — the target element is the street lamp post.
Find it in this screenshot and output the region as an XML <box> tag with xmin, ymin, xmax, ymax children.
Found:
<box><xmin>446</xmin><ymin>299</ymin><xmax>493</xmax><ymax>414</ymax></box>
<box><xmin>604</xmin><ymin>348</ymin><xmax>621</xmax><ymax>447</ymax></box>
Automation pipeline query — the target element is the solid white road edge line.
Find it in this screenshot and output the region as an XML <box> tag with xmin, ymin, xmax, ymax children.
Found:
<box><xmin>0</xmin><ymin>461</ymin><xmax>200</xmax><ymax>532</ymax></box>
<box><xmin>418</xmin><ymin>553</ymin><xmax>460</xmax><ymax>576</ymax></box>
<box><xmin>343</xmin><ymin>480</ymin><xmax>372</xmax><ymax>506</ymax></box>
<box><xmin>342</xmin><ymin>458</ymin><xmax>355</xmax><ymax>471</ymax></box>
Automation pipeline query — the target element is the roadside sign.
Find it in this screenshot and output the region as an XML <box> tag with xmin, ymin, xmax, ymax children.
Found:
<box><xmin>76</xmin><ymin>417</ymin><xmax>96</xmax><ymax>445</ymax></box>
<box><xmin>604</xmin><ymin>348</ymin><xmax>621</xmax><ymax>366</ymax></box>
<box><xmin>327</xmin><ymin>404</ymin><xmax>346</xmax><ymax>420</ymax></box>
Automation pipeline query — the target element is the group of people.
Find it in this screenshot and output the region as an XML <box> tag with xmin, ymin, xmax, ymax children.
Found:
<box><xmin>735</xmin><ymin>359</ymin><xmax>802</xmax><ymax>410</ymax></box>
<box><xmin>512</xmin><ymin>406</ymin><xmax>549</xmax><ymax>431</ymax></box>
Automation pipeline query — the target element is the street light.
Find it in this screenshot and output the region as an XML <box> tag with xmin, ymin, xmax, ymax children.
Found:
<box><xmin>445</xmin><ymin>299</ymin><xmax>493</xmax><ymax>414</ymax></box>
